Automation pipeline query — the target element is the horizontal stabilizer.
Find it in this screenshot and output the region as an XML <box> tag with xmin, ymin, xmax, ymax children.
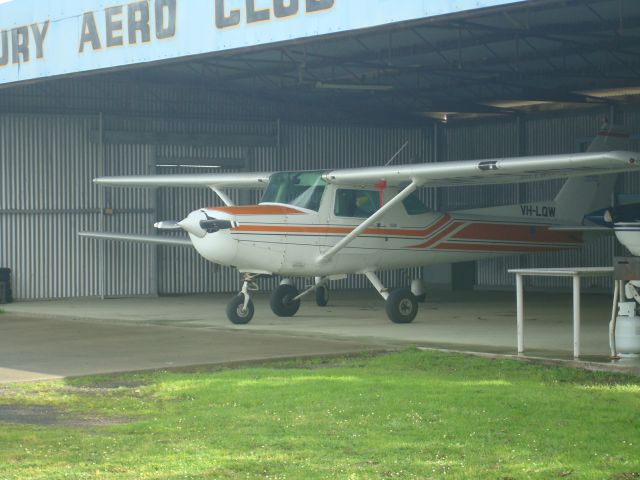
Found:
<box><xmin>78</xmin><ymin>232</ymin><xmax>191</xmax><ymax>246</ymax></box>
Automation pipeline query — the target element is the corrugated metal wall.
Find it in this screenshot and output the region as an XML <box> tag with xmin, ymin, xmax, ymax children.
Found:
<box><xmin>0</xmin><ymin>107</ymin><xmax>433</xmax><ymax>300</ymax></box>
<box><xmin>2</xmin><ymin>78</ymin><xmax>640</xmax><ymax>300</ymax></box>
<box><xmin>440</xmin><ymin>118</ymin><xmax>520</xmax><ymax>210</ymax></box>
<box><xmin>0</xmin><ymin>115</ymin><xmax>102</xmax><ymax>299</ymax></box>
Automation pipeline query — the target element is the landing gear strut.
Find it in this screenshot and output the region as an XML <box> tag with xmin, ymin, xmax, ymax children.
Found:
<box><xmin>269</xmin><ymin>277</ymin><xmax>330</xmax><ymax>317</ymax></box>
<box><xmin>365</xmin><ymin>271</ymin><xmax>419</xmax><ymax>324</ymax></box>
<box><xmin>226</xmin><ymin>274</ymin><xmax>259</xmax><ymax>324</ymax></box>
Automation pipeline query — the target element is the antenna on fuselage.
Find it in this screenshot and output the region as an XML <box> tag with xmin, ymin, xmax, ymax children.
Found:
<box><xmin>384</xmin><ymin>141</ymin><xmax>410</xmax><ymax>166</ymax></box>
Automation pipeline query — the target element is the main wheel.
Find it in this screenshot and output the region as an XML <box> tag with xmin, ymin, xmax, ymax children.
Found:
<box><xmin>385</xmin><ymin>289</ymin><xmax>418</xmax><ymax>324</ymax></box>
<box><xmin>270</xmin><ymin>284</ymin><xmax>301</xmax><ymax>317</ymax></box>
<box><xmin>226</xmin><ymin>295</ymin><xmax>255</xmax><ymax>324</ymax></box>
<box><xmin>315</xmin><ymin>286</ymin><xmax>329</xmax><ymax>307</ymax></box>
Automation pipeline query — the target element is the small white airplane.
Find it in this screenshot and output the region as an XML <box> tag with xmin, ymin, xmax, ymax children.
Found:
<box><xmin>81</xmin><ymin>123</ymin><xmax>639</xmax><ymax>324</ymax></box>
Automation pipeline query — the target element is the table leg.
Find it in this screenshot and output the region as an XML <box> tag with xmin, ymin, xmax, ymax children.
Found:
<box><xmin>610</xmin><ymin>281</ymin><xmax>619</xmax><ymax>358</ymax></box>
<box><xmin>573</xmin><ymin>275</ymin><xmax>581</xmax><ymax>359</ymax></box>
<box><xmin>516</xmin><ymin>273</ymin><xmax>524</xmax><ymax>354</ymax></box>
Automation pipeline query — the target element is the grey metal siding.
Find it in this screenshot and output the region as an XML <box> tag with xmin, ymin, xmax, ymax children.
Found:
<box><xmin>440</xmin><ymin>120</ymin><xmax>519</xmax><ymax>210</ymax></box>
<box><xmin>2</xmin><ymin>93</ymin><xmax>640</xmax><ymax>300</ymax></box>
<box><xmin>0</xmin><ymin>115</ymin><xmax>102</xmax><ymax>299</ymax></box>
<box><xmin>0</xmin><ymin>113</ymin><xmax>433</xmax><ymax>299</ymax></box>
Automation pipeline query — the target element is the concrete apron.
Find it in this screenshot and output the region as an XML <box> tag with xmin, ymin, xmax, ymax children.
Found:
<box><xmin>1</xmin><ymin>290</ymin><xmax>639</xmax><ymax>382</ymax></box>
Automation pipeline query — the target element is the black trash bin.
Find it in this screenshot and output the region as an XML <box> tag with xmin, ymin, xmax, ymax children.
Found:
<box><xmin>0</xmin><ymin>268</ymin><xmax>13</xmax><ymax>304</ymax></box>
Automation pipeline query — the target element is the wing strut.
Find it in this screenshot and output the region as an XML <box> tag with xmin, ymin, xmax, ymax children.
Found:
<box><xmin>210</xmin><ymin>187</ymin><xmax>235</xmax><ymax>206</ymax></box>
<box><xmin>316</xmin><ymin>179</ymin><xmax>420</xmax><ymax>264</ymax></box>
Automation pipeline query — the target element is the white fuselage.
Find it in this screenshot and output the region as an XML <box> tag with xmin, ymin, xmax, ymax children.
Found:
<box><xmin>186</xmin><ymin>185</ymin><xmax>583</xmax><ymax>276</ymax></box>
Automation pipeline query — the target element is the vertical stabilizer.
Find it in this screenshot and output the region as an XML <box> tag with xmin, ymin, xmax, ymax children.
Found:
<box><xmin>586</xmin><ymin>122</ymin><xmax>631</xmax><ymax>153</ymax></box>
<box><xmin>553</xmin><ymin>122</ymin><xmax>630</xmax><ymax>223</ymax></box>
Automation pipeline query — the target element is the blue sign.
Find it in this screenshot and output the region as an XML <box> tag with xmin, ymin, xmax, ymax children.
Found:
<box><xmin>0</xmin><ymin>0</ymin><xmax>523</xmax><ymax>85</ymax></box>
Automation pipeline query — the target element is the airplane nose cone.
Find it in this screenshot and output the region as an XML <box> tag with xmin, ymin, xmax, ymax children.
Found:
<box><xmin>178</xmin><ymin>210</ymin><xmax>208</xmax><ymax>238</ymax></box>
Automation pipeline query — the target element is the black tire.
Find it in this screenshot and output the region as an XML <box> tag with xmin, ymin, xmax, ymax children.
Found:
<box><xmin>315</xmin><ymin>286</ymin><xmax>329</xmax><ymax>307</ymax></box>
<box><xmin>226</xmin><ymin>295</ymin><xmax>255</xmax><ymax>324</ymax></box>
<box><xmin>270</xmin><ymin>284</ymin><xmax>301</xmax><ymax>317</ymax></box>
<box><xmin>385</xmin><ymin>289</ymin><xmax>418</xmax><ymax>324</ymax></box>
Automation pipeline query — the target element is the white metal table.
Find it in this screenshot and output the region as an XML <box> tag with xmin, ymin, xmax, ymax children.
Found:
<box><xmin>508</xmin><ymin>267</ymin><xmax>614</xmax><ymax>359</ymax></box>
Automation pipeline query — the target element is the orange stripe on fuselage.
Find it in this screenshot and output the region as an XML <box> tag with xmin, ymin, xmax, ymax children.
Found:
<box><xmin>453</xmin><ymin>223</ymin><xmax>582</xmax><ymax>244</ymax></box>
<box><xmin>209</xmin><ymin>205</ymin><xmax>306</xmax><ymax>215</ymax></box>
<box><xmin>232</xmin><ymin>214</ymin><xmax>453</xmax><ymax>238</ymax></box>
<box><xmin>408</xmin><ymin>221</ymin><xmax>465</xmax><ymax>249</ymax></box>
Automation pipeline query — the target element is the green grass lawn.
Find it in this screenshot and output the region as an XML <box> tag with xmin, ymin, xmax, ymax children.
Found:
<box><xmin>0</xmin><ymin>349</ymin><xmax>638</xmax><ymax>479</ymax></box>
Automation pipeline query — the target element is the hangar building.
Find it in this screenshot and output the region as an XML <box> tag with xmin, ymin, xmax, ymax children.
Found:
<box><xmin>1</xmin><ymin>0</ymin><xmax>639</xmax><ymax>301</ymax></box>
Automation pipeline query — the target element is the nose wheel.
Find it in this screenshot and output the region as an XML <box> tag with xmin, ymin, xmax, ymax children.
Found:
<box><xmin>226</xmin><ymin>295</ymin><xmax>255</xmax><ymax>324</ymax></box>
<box><xmin>226</xmin><ymin>274</ymin><xmax>259</xmax><ymax>324</ymax></box>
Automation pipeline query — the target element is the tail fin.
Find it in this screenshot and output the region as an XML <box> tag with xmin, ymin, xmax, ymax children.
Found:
<box><xmin>553</xmin><ymin>122</ymin><xmax>631</xmax><ymax>223</ymax></box>
<box><xmin>586</xmin><ymin>122</ymin><xmax>631</xmax><ymax>152</ymax></box>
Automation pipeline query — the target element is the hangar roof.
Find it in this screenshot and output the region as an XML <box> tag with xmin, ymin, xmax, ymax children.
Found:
<box><xmin>2</xmin><ymin>0</ymin><xmax>639</xmax><ymax>124</ymax></box>
<box><xmin>110</xmin><ymin>0</ymin><xmax>640</xmax><ymax>123</ymax></box>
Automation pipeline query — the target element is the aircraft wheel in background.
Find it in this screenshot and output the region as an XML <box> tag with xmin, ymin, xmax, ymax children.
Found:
<box><xmin>315</xmin><ymin>286</ymin><xmax>329</xmax><ymax>307</ymax></box>
<box><xmin>226</xmin><ymin>295</ymin><xmax>255</xmax><ymax>324</ymax></box>
<box><xmin>270</xmin><ymin>284</ymin><xmax>301</xmax><ymax>317</ymax></box>
<box><xmin>385</xmin><ymin>289</ymin><xmax>418</xmax><ymax>324</ymax></box>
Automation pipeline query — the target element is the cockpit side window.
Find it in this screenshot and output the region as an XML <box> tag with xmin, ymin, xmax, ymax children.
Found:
<box><xmin>334</xmin><ymin>189</ymin><xmax>380</xmax><ymax>218</ymax></box>
<box><xmin>260</xmin><ymin>171</ymin><xmax>326</xmax><ymax>211</ymax></box>
<box><xmin>402</xmin><ymin>191</ymin><xmax>430</xmax><ymax>215</ymax></box>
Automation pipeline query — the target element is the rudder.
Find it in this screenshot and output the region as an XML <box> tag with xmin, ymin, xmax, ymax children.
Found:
<box><xmin>553</xmin><ymin>122</ymin><xmax>630</xmax><ymax>223</ymax></box>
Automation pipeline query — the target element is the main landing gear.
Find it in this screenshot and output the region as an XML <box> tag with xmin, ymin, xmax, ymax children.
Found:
<box><xmin>225</xmin><ymin>272</ymin><xmax>420</xmax><ymax>324</ymax></box>
<box><xmin>365</xmin><ymin>271</ymin><xmax>419</xmax><ymax>324</ymax></box>
<box><xmin>270</xmin><ymin>277</ymin><xmax>330</xmax><ymax>316</ymax></box>
<box><xmin>226</xmin><ymin>275</ymin><xmax>330</xmax><ymax>324</ymax></box>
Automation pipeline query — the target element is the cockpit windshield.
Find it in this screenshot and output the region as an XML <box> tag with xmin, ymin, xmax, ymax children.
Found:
<box><xmin>260</xmin><ymin>171</ymin><xmax>326</xmax><ymax>211</ymax></box>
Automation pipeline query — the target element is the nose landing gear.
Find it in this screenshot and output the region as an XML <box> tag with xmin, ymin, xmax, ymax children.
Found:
<box><xmin>226</xmin><ymin>273</ymin><xmax>259</xmax><ymax>324</ymax></box>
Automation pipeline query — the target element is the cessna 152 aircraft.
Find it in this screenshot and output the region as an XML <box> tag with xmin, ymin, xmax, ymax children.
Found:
<box><xmin>81</xmin><ymin>123</ymin><xmax>638</xmax><ymax>324</ymax></box>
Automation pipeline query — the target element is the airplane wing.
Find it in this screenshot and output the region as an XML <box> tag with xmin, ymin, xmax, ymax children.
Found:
<box><xmin>323</xmin><ymin>151</ymin><xmax>639</xmax><ymax>188</ymax></box>
<box><xmin>94</xmin><ymin>152</ymin><xmax>638</xmax><ymax>190</ymax></box>
<box><xmin>78</xmin><ymin>232</ymin><xmax>191</xmax><ymax>246</ymax></box>
<box><xmin>94</xmin><ymin>172</ymin><xmax>271</xmax><ymax>188</ymax></box>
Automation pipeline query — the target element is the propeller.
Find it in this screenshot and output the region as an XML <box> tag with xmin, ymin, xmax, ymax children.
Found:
<box><xmin>154</xmin><ymin>221</ymin><xmax>181</xmax><ymax>230</ymax></box>
<box><xmin>154</xmin><ymin>210</ymin><xmax>234</xmax><ymax>238</ymax></box>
